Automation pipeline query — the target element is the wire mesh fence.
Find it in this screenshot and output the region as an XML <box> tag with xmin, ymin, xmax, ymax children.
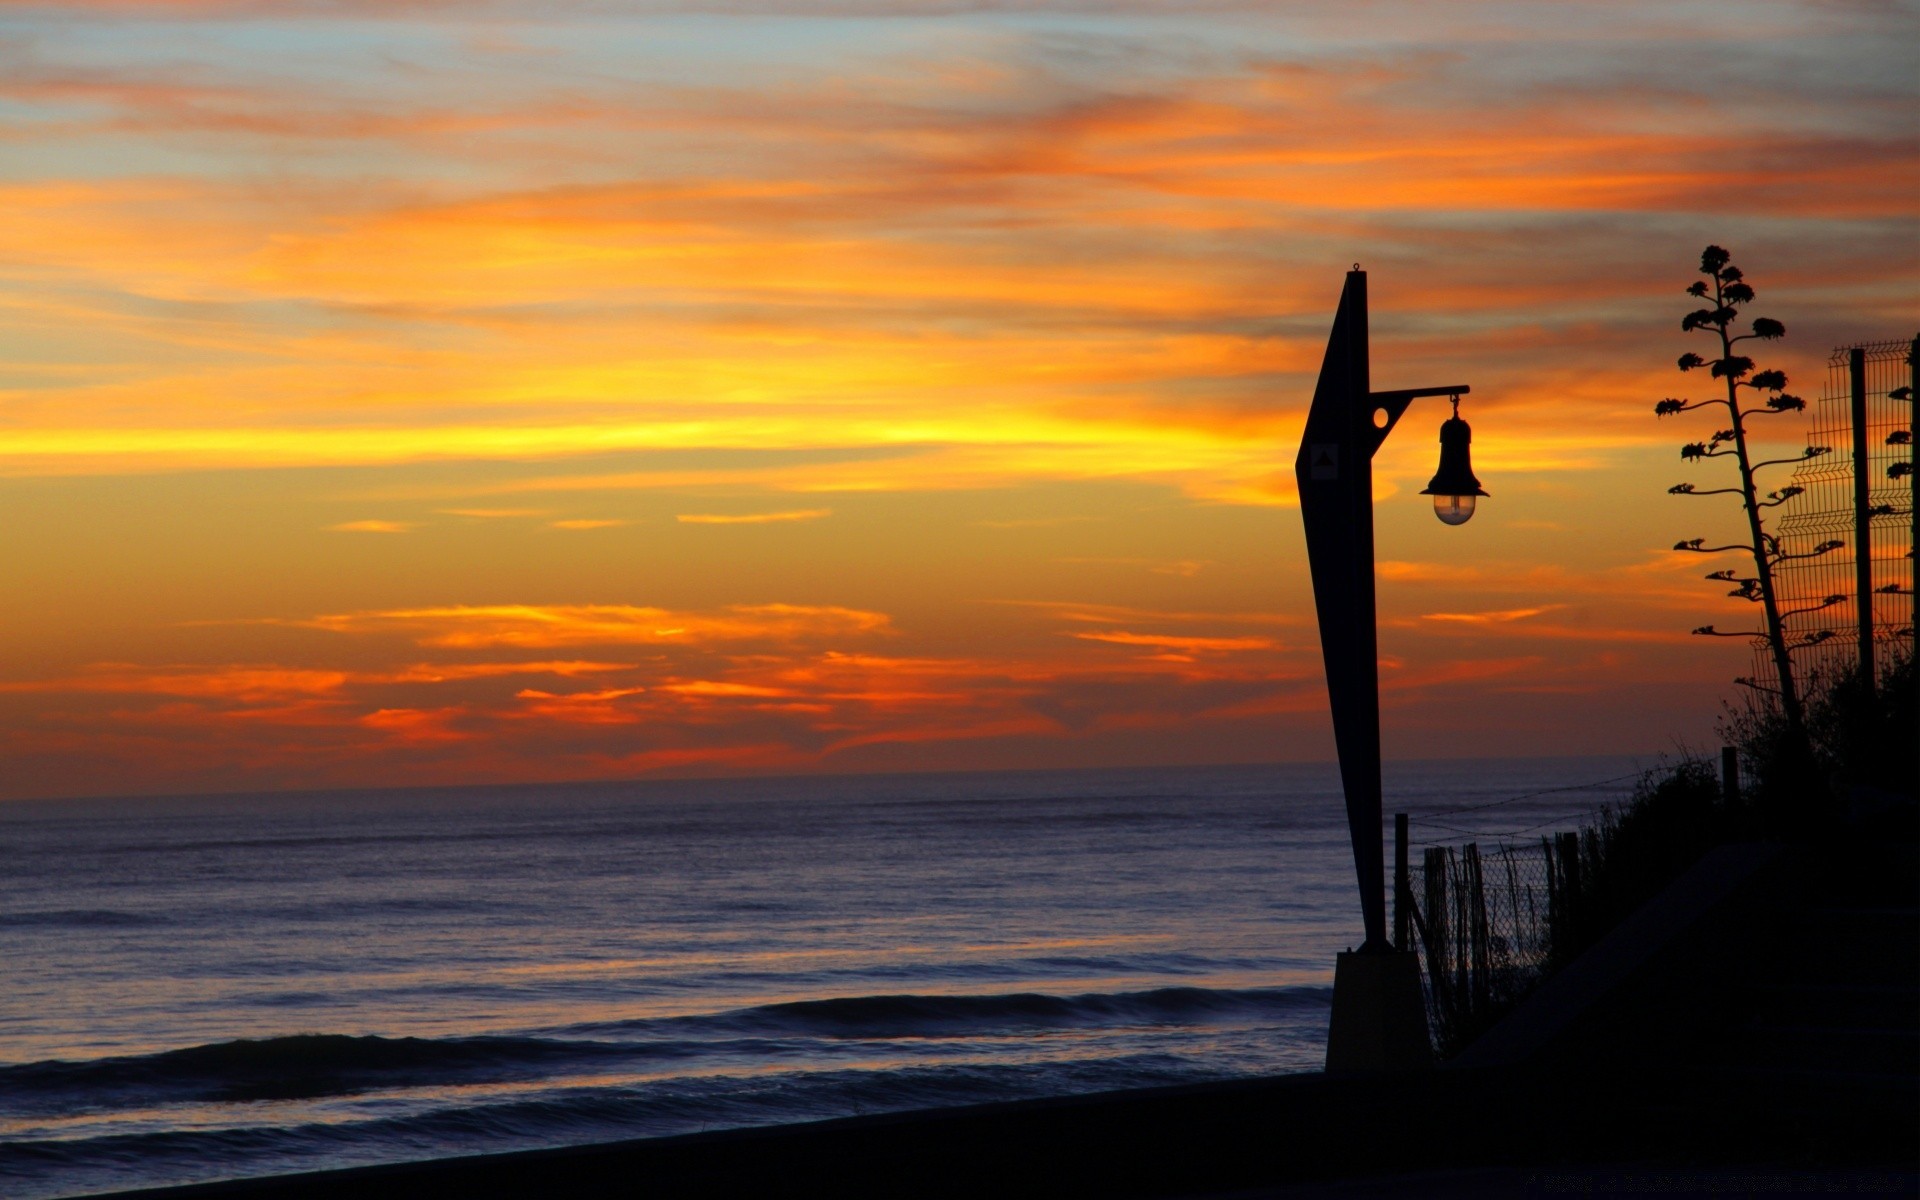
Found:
<box><xmin>1753</xmin><ymin>336</ymin><xmax>1916</xmax><ymax>688</ymax></box>
<box><xmin>1398</xmin><ymin>831</ymin><xmax>1606</xmax><ymax>1056</ymax></box>
<box><xmin>1401</xmin><ymin>838</ymin><xmax>1544</xmax><ymax>1054</ymax></box>
<box><xmin>1387</xmin><ymin>756</ymin><xmax>1761</xmax><ymax>1057</ymax></box>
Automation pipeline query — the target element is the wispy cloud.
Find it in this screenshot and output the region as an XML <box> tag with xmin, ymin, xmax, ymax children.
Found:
<box><xmin>995</xmin><ymin>600</ymin><xmax>1296</xmax><ymax>627</ymax></box>
<box><xmin>676</xmin><ymin>509</ymin><xmax>832</xmax><ymax>525</ymax></box>
<box><xmin>327</xmin><ymin>519</ymin><xmax>416</xmax><ymax>533</ymax></box>
<box><xmin>1421</xmin><ymin>606</ymin><xmax>1562</xmax><ymax>624</ymax></box>
<box><xmin>1071</xmin><ymin>630</ymin><xmax>1277</xmax><ymax>653</ymax></box>
<box><xmin>1377</xmin><ymin>561</ymin><xmax>1483</xmax><ymax>584</ymax></box>
<box><xmin>301</xmin><ymin>602</ymin><xmax>894</xmax><ymax>648</ymax></box>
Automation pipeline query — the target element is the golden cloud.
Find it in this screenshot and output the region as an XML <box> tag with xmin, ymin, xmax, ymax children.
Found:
<box><xmin>0</xmin><ymin>664</ymin><xmax>353</xmax><ymax>700</ymax></box>
<box><xmin>1420</xmin><ymin>606</ymin><xmax>1562</xmax><ymax>624</ymax></box>
<box><xmin>676</xmin><ymin>509</ymin><xmax>832</xmax><ymax>525</ymax></box>
<box><xmin>300</xmin><ymin>602</ymin><xmax>895</xmax><ymax>648</ymax></box>
<box><xmin>1071</xmin><ymin>630</ymin><xmax>1278</xmax><ymax>653</ymax></box>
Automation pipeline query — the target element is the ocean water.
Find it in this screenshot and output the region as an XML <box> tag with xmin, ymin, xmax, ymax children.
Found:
<box><xmin>0</xmin><ymin>757</ymin><xmax>1644</xmax><ymax>1198</ymax></box>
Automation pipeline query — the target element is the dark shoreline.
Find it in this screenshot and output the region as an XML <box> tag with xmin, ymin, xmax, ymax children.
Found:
<box><xmin>89</xmin><ymin>1060</ymin><xmax>1918</xmax><ymax>1199</ymax></box>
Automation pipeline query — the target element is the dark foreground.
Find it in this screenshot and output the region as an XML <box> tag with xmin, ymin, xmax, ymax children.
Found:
<box><xmin>103</xmin><ymin>834</ymin><xmax>1919</xmax><ymax>1199</ymax></box>
<box><xmin>95</xmin><ymin>1061</ymin><xmax>1916</xmax><ymax>1199</ymax></box>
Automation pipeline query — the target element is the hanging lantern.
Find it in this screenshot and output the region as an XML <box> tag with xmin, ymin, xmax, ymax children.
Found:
<box><xmin>1419</xmin><ymin>395</ymin><xmax>1488</xmax><ymax>526</ymax></box>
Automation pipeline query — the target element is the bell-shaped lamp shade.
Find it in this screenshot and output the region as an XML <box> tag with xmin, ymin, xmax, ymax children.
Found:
<box><xmin>1419</xmin><ymin>415</ymin><xmax>1487</xmax><ymax>526</ymax></box>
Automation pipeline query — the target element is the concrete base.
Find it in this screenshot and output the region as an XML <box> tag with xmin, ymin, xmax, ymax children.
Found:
<box><xmin>1324</xmin><ymin>949</ymin><xmax>1431</xmax><ymax>1072</ymax></box>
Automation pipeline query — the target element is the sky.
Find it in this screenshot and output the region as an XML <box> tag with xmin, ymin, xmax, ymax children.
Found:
<box><xmin>0</xmin><ymin>0</ymin><xmax>1913</xmax><ymax>800</ymax></box>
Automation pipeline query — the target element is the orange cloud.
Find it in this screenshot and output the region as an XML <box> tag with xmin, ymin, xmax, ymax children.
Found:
<box><xmin>1071</xmin><ymin>631</ymin><xmax>1278</xmax><ymax>653</ymax></box>
<box><xmin>360</xmin><ymin>707</ymin><xmax>471</xmax><ymax>743</ymax></box>
<box><xmin>1000</xmin><ymin>601</ymin><xmax>1296</xmax><ymax>628</ymax></box>
<box><xmin>300</xmin><ymin>603</ymin><xmax>894</xmax><ymax>648</ymax></box>
<box><xmin>660</xmin><ymin>681</ymin><xmax>793</xmax><ymax>698</ymax></box>
<box><xmin>1378</xmin><ymin>561</ymin><xmax>1484</xmax><ymax>584</ymax></box>
<box><xmin>390</xmin><ymin>661</ymin><xmax>632</xmax><ymax>682</ymax></box>
<box><xmin>677</xmin><ymin>509</ymin><xmax>832</xmax><ymax>525</ymax></box>
<box><xmin>1420</xmin><ymin>606</ymin><xmax>1561</xmax><ymax>624</ymax></box>
<box><xmin>0</xmin><ymin>664</ymin><xmax>353</xmax><ymax>701</ymax></box>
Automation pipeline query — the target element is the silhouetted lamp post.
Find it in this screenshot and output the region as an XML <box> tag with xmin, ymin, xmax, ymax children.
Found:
<box><xmin>1294</xmin><ymin>266</ymin><xmax>1484</xmax><ymax>1071</ymax></box>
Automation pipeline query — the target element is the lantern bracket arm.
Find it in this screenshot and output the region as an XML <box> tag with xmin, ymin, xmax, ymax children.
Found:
<box><xmin>1365</xmin><ymin>384</ymin><xmax>1472</xmax><ymax>456</ymax></box>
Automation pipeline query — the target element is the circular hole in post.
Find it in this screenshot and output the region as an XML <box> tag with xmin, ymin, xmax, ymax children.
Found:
<box><xmin>1372</xmin><ymin>407</ymin><xmax>1391</xmax><ymax>429</ymax></box>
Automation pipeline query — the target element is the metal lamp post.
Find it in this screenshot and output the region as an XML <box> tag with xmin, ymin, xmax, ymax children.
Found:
<box><xmin>1294</xmin><ymin>266</ymin><xmax>1484</xmax><ymax>1071</ymax></box>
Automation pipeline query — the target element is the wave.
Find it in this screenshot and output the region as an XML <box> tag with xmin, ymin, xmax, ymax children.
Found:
<box><xmin>0</xmin><ymin>909</ymin><xmax>166</xmax><ymax>928</ymax></box>
<box><xmin>0</xmin><ymin>1033</ymin><xmax>605</xmax><ymax>1106</ymax></box>
<box><xmin>0</xmin><ymin>1055</ymin><xmax>1222</xmax><ymax>1200</ymax></box>
<box><xmin>678</xmin><ymin>985</ymin><xmax>1329</xmax><ymax>1039</ymax></box>
<box><xmin>0</xmin><ymin>985</ymin><xmax>1326</xmax><ymax>1112</ymax></box>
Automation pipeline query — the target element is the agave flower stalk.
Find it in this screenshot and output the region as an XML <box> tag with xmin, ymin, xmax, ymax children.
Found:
<box><xmin>1657</xmin><ymin>246</ymin><xmax>1833</xmax><ymax>733</ymax></box>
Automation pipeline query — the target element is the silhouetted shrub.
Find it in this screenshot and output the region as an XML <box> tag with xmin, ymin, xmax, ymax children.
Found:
<box><xmin>1723</xmin><ymin>648</ymin><xmax>1916</xmax><ymax>834</ymax></box>
<box><xmin>1548</xmin><ymin>650</ymin><xmax>1915</xmax><ymax>972</ymax></box>
<box><xmin>1548</xmin><ymin>757</ymin><xmax>1725</xmax><ymax>971</ymax></box>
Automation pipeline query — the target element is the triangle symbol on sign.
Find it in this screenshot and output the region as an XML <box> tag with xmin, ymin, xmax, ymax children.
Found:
<box><xmin>1314</xmin><ymin>448</ymin><xmax>1333</xmax><ymax>468</ymax></box>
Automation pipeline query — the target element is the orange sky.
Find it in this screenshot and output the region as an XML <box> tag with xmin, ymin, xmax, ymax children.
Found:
<box><xmin>0</xmin><ymin>1</ymin><xmax>1913</xmax><ymax>799</ymax></box>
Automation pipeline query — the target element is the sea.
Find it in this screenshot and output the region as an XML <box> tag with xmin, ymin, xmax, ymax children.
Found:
<box><xmin>0</xmin><ymin>756</ymin><xmax>1648</xmax><ymax>1198</ymax></box>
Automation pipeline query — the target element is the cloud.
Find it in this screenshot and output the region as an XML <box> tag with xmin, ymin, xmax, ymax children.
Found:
<box><xmin>0</xmin><ymin>664</ymin><xmax>353</xmax><ymax>700</ymax></box>
<box><xmin>548</xmin><ymin>518</ymin><xmax>627</xmax><ymax>530</ymax></box>
<box><xmin>661</xmin><ymin>680</ymin><xmax>792</xmax><ymax>698</ymax></box>
<box><xmin>1420</xmin><ymin>606</ymin><xmax>1562</xmax><ymax>624</ymax></box>
<box><xmin>676</xmin><ymin>509</ymin><xmax>832</xmax><ymax>525</ymax></box>
<box><xmin>300</xmin><ymin>602</ymin><xmax>894</xmax><ymax>648</ymax></box>
<box><xmin>359</xmin><ymin>706</ymin><xmax>471</xmax><ymax>743</ymax></box>
<box><xmin>1377</xmin><ymin>561</ymin><xmax>1484</xmax><ymax>584</ymax></box>
<box><xmin>328</xmin><ymin>519</ymin><xmax>416</xmax><ymax>533</ymax></box>
<box><xmin>997</xmin><ymin>600</ymin><xmax>1296</xmax><ymax>627</ymax></box>
<box><xmin>0</xmin><ymin>659</ymin><xmax>632</xmax><ymax>700</ymax></box>
<box><xmin>1071</xmin><ymin>630</ymin><xmax>1277</xmax><ymax>653</ymax></box>
<box><xmin>391</xmin><ymin>660</ymin><xmax>634</xmax><ymax>681</ymax></box>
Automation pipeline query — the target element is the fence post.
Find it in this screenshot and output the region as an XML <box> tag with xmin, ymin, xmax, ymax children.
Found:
<box><xmin>1850</xmin><ymin>346</ymin><xmax>1874</xmax><ymax>692</ymax></box>
<box><xmin>1462</xmin><ymin>843</ymin><xmax>1490</xmax><ymax>1016</ymax></box>
<box><xmin>1555</xmin><ymin>831</ymin><xmax>1582</xmax><ymax>949</ymax></box>
<box><xmin>1423</xmin><ymin>845</ymin><xmax>1452</xmax><ymax>1038</ymax></box>
<box><xmin>1394</xmin><ymin>813</ymin><xmax>1410</xmax><ymax>952</ymax></box>
<box><xmin>1451</xmin><ymin>847</ymin><xmax>1469</xmax><ymax>1008</ymax></box>
<box><xmin>1908</xmin><ymin>336</ymin><xmax>1917</xmax><ymax>620</ymax></box>
<box><xmin>1543</xmin><ymin>835</ymin><xmax>1562</xmax><ymax>959</ymax></box>
<box><xmin>1720</xmin><ymin>746</ymin><xmax>1741</xmax><ymax>806</ymax></box>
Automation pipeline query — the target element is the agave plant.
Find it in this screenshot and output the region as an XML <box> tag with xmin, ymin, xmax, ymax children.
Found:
<box><xmin>1657</xmin><ymin>245</ymin><xmax>1834</xmax><ymax>732</ymax></box>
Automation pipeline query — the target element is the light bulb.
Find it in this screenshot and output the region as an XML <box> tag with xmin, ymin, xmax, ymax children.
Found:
<box><xmin>1433</xmin><ymin>494</ymin><xmax>1476</xmax><ymax>526</ymax></box>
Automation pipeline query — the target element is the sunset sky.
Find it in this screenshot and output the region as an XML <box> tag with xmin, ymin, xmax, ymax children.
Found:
<box><xmin>1</xmin><ymin>0</ymin><xmax>1913</xmax><ymax>800</ymax></box>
